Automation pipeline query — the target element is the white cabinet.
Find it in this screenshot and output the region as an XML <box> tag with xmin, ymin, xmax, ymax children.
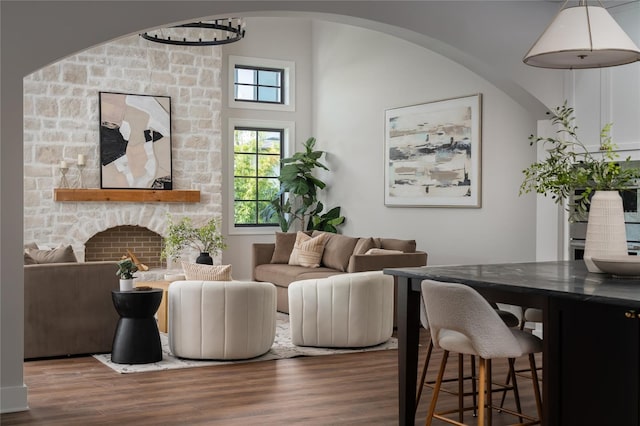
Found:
<box><xmin>567</xmin><ymin>3</ymin><xmax>640</xmax><ymax>158</ymax></box>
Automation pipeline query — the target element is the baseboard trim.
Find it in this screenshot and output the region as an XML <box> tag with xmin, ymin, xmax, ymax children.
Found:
<box><xmin>0</xmin><ymin>384</ymin><xmax>29</xmax><ymax>413</ymax></box>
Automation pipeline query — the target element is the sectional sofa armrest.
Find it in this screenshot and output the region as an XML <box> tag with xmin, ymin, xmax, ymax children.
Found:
<box><xmin>252</xmin><ymin>243</ymin><xmax>275</xmax><ymax>279</ymax></box>
<box><xmin>347</xmin><ymin>251</ymin><xmax>428</xmax><ymax>273</ymax></box>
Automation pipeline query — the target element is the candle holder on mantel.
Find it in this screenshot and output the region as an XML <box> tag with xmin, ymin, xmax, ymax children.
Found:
<box><xmin>59</xmin><ymin>165</ymin><xmax>70</xmax><ymax>189</ymax></box>
<box><xmin>76</xmin><ymin>164</ymin><xmax>85</xmax><ymax>188</ymax></box>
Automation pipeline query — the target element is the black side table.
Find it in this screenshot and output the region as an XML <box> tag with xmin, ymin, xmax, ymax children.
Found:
<box><xmin>111</xmin><ymin>288</ymin><xmax>163</xmax><ymax>364</ymax></box>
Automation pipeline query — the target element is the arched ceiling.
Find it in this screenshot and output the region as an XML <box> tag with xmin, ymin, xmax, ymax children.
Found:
<box><xmin>2</xmin><ymin>1</ymin><xmax>566</xmax><ymax>118</ymax></box>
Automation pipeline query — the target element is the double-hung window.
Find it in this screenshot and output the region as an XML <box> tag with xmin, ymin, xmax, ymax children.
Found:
<box><xmin>232</xmin><ymin>126</ymin><xmax>283</xmax><ymax>227</ymax></box>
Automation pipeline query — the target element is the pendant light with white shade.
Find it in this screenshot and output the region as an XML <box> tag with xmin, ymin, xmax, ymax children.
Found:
<box><xmin>523</xmin><ymin>1</ymin><xmax>640</xmax><ymax>69</ymax></box>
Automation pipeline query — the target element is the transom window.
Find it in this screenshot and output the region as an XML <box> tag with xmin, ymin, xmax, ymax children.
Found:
<box><xmin>234</xmin><ymin>66</ymin><xmax>284</xmax><ymax>104</ymax></box>
<box><xmin>233</xmin><ymin>127</ymin><xmax>283</xmax><ymax>227</ymax></box>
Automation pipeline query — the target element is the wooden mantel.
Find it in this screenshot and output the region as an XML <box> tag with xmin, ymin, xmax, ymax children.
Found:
<box><xmin>53</xmin><ymin>188</ymin><xmax>200</xmax><ymax>203</ymax></box>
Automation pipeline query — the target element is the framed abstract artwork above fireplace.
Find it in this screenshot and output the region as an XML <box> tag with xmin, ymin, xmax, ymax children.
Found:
<box><xmin>99</xmin><ymin>91</ymin><xmax>172</xmax><ymax>190</ymax></box>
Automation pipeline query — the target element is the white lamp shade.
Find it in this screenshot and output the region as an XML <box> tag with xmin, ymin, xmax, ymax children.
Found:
<box><xmin>524</xmin><ymin>5</ymin><xmax>640</xmax><ymax>69</ymax></box>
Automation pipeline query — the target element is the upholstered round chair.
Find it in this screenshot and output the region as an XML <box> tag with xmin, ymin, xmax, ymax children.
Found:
<box><xmin>288</xmin><ymin>271</ymin><xmax>394</xmax><ymax>348</ymax></box>
<box><xmin>168</xmin><ymin>280</ymin><xmax>277</xmax><ymax>360</ymax></box>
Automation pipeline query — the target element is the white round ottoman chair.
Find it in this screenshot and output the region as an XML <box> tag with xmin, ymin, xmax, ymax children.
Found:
<box><xmin>288</xmin><ymin>271</ymin><xmax>394</xmax><ymax>348</ymax></box>
<box><xmin>168</xmin><ymin>280</ymin><xmax>277</xmax><ymax>360</ymax></box>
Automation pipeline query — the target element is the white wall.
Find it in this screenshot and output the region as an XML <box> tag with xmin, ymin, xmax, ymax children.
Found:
<box><xmin>221</xmin><ymin>18</ymin><xmax>314</xmax><ymax>279</ymax></box>
<box><xmin>311</xmin><ymin>21</ymin><xmax>538</xmax><ymax>265</ymax></box>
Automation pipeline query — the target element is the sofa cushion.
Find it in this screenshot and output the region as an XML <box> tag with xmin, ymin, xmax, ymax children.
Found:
<box><xmin>182</xmin><ymin>262</ymin><xmax>232</xmax><ymax>281</ymax></box>
<box><xmin>289</xmin><ymin>232</ymin><xmax>328</xmax><ymax>268</ymax></box>
<box><xmin>379</xmin><ymin>238</ymin><xmax>417</xmax><ymax>253</ymax></box>
<box><xmin>24</xmin><ymin>252</ymin><xmax>38</xmax><ymax>265</ymax></box>
<box><xmin>255</xmin><ymin>263</ymin><xmax>340</xmax><ymax>287</ymax></box>
<box><xmin>312</xmin><ymin>231</ymin><xmax>359</xmax><ymax>272</ymax></box>
<box><xmin>353</xmin><ymin>237</ymin><xmax>376</xmax><ymax>255</ymax></box>
<box><xmin>25</xmin><ymin>245</ymin><xmax>77</xmax><ymax>264</ymax></box>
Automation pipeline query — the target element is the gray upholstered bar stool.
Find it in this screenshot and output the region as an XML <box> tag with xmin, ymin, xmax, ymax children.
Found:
<box><xmin>416</xmin><ymin>290</ymin><xmax>521</xmax><ymax>422</ymax></box>
<box><xmin>421</xmin><ymin>279</ymin><xmax>543</xmax><ymax>426</ymax></box>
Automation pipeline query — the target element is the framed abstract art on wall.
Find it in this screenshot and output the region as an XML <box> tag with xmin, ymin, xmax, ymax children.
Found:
<box><xmin>384</xmin><ymin>94</ymin><xmax>482</xmax><ymax>207</ymax></box>
<box><xmin>99</xmin><ymin>91</ymin><xmax>172</xmax><ymax>189</ymax></box>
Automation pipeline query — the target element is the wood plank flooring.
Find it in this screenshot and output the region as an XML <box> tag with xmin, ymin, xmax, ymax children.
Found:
<box><xmin>2</xmin><ymin>328</ymin><xmax>541</xmax><ymax>425</ymax></box>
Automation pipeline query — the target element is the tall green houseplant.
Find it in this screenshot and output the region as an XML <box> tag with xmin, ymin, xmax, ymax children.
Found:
<box><xmin>262</xmin><ymin>137</ymin><xmax>345</xmax><ymax>233</ymax></box>
<box><xmin>520</xmin><ymin>102</ymin><xmax>640</xmax><ymax>220</ymax></box>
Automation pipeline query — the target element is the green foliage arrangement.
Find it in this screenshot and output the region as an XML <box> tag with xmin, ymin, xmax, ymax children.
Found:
<box><xmin>520</xmin><ymin>102</ymin><xmax>640</xmax><ymax>220</ymax></box>
<box><xmin>262</xmin><ymin>137</ymin><xmax>345</xmax><ymax>232</ymax></box>
<box><xmin>161</xmin><ymin>215</ymin><xmax>227</xmax><ymax>261</ymax></box>
<box><xmin>116</xmin><ymin>258</ymin><xmax>138</xmax><ymax>280</ymax></box>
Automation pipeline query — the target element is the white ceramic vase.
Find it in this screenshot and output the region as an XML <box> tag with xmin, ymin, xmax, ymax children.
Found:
<box><xmin>119</xmin><ymin>278</ymin><xmax>134</xmax><ymax>291</ymax></box>
<box><xmin>583</xmin><ymin>190</ymin><xmax>628</xmax><ymax>273</ymax></box>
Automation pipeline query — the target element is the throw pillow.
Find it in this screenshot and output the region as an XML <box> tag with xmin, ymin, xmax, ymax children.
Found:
<box><xmin>181</xmin><ymin>262</ymin><xmax>233</xmax><ymax>281</ymax></box>
<box><xmin>312</xmin><ymin>231</ymin><xmax>359</xmax><ymax>272</ymax></box>
<box><xmin>26</xmin><ymin>245</ymin><xmax>78</xmax><ymax>264</ymax></box>
<box><xmin>352</xmin><ymin>237</ymin><xmax>376</xmax><ymax>256</ymax></box>
<box><xmin>288</xmin><ymin>231</ymin><xmax>328</xmax><ymax>268</ymax></box>
<box><xmin>24</xmin><ymin>242</ymin><xmax>39</xmax><ymax>250</ymax></box>
<box><xmin>270</xmin><ymin>232</ymin><xmax>300</xmax><ymax>264</ymax></box>
<box><xmin>24</xmin><ymin>252</ymin><xmax>37</xmax><ymax>265</ymax></box>
<box><xmin>365</xmin><ymin>248</ymin><xmax>404</xmax><ymax>255</ymax></box>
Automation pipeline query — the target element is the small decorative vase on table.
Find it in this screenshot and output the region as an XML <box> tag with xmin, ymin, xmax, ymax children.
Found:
<box><xmin>119</xmin><ymin>278</ymin><xmax>134</xmax><ymax>291</ymax></box>
<box><xmin>583</xmin><ymin>191</ymin><xmax>628</xmax><ymax>273</ymax></box>
<box><xmin>196</xmin><ymin>252</ymin><xmax>213</xmax><ymax>265</ymax></box>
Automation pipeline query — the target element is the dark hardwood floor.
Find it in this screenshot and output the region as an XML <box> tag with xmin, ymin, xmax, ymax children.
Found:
<box><xmin>2</xmin><ymin>329</ymin><xmax>541</xmax><ymax>425</ymax></box>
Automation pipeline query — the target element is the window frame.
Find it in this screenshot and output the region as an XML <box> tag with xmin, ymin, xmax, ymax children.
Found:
<box><xmin>228</xmin><ymin>55</ymin><xmax>295</xmax><ymax>112</ymax></box>
<box><xmin>234</xmin><ymin>65</ymin><xmax>285</xmax><ymax>105</ymax></box>
<box><xmin>227</xmin><ymin>118</ymin><xmax>294</xmax><ymax>235</ymax></box>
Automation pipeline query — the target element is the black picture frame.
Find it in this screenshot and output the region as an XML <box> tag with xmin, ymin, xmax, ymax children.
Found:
<box><xmin>99</xmin><ymin>91</ymin><xmax>172</xmax><ymax>189</ymax></box>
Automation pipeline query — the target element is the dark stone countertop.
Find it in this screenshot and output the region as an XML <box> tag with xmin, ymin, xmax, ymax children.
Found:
<box><xmin>385</xmin><ymin>260</ymin><xmax>640</xmax><ymax>308</ymax></box>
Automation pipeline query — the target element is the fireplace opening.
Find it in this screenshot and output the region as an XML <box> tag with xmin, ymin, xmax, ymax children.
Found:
<box><xmin>85</xmin><ymin>225</ymin><xmax>164</xmax><ymax>269</ymax></box>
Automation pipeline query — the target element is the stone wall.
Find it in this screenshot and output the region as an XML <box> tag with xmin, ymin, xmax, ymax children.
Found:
<box><xmin>23</xmin><ymin>34</ymin><xmax>223</xmax><ymax>263</ymax></box>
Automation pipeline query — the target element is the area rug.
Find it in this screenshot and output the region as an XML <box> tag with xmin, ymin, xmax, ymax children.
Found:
<box><xmin>94</xmin><ymin>313</ymin><xmax>397</xmax><ymax>374</ymax></box>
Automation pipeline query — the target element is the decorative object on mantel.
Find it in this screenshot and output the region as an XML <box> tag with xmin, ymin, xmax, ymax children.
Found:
<box><xmin>523</xmin><ymin>0</ymin><xmax>640</xmax><ymax>69</ymax></box>
<box><xmin>519</xmin><ymin>102</ymin><xmax>640</xmax><ymax>273</ymax></box>
<box><xmin>262</xmin><ymin>137</ymin><xmax>346</xmax><ymax>233</ymax></box>
<box><xmin>115</xmin><ymin>258</ymin><xmax>138</xmax><ymax>291</ymax></box>
<box><xmin>140</xmin><ymin>19</ymin><xmax>246</xmax><ymax>46</ymax></box>
<box><xmin>161</xmin><ymin>215</ymin><xmax>226</xmax><ymax>264</ymax></box>
<box><xmin>99</xmin><ymin>92</ymin><xmax>172</xmax><ymax>190</ymax></box>
<box><xmin>76</xmin><ymin>154</ymin><xmax>86</xmax><ymax>188</ymax></box>
<box><xmin>58</xmin><ymin>160</ymin><xmax>70</xmax><ymax>188</ymax></box>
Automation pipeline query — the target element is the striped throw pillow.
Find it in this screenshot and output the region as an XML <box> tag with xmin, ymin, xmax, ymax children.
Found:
<box><xmin>181</xmin><ymin>262</ymin><xmax>233</xmax><ymax>281</ymax></box>
<box><xmin>288</xmin><ymin>231</ymin><xmax>328</xmax><ymax>268</ymax></box>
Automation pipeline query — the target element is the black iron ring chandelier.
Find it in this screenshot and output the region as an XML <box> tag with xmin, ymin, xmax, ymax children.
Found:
<box><xmin>140</xmin><ymin>19</ymin><xmax>246</xmax><ymax>46</ymax></box>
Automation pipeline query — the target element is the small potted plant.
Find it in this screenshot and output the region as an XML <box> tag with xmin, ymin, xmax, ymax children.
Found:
<box><xmin>116</xmin><ymin>258</ymin><xmax>138</xmax><ymax>291</ymax></box>
<box><xmin>520</xmin><ymin>102</ymin><xmax>640</xmax><ymax>271</ymax></box>
<box><xmin>161</xmin><ymin>215</ymin><xmax>227</xmax><ymax>265</ymax></box>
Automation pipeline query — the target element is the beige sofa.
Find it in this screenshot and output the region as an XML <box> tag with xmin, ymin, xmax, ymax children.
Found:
<box><xmin>252</xmin><ymin>232</ymin><xmax>428</xmax><ymax>315</ymax></box>
<box><xmin>24</xmin><ymin>261</ymin><xmax>120</xmax><ymax>359</ymax></box>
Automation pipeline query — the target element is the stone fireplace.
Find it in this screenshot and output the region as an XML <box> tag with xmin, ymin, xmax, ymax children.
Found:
<box><xmin>22</xmin><ymin>32</ymin><xmax>224</xmax><ymax>282</ymax></box>
<box><xmin>85</xmin><ymin>225</ymin><xmax>164</xmax><ymax>269</ymax></box>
